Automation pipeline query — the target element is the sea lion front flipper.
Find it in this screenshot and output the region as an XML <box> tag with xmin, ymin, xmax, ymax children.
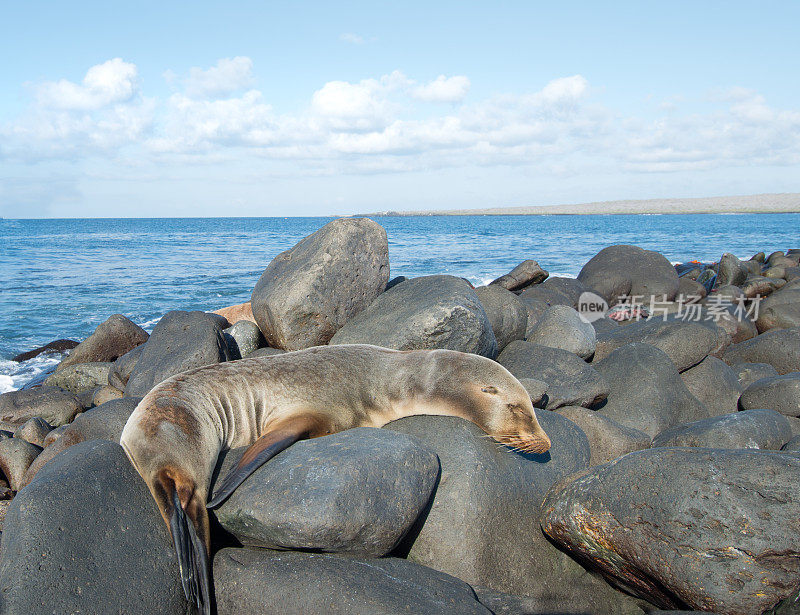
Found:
<box><xmin>207</xmin><ymin>414</ymin><xmax>326</xmax><ymax>509</ymax></box>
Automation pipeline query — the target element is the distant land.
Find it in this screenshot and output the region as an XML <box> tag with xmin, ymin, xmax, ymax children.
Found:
<box><xmin>362</xmin><ymin>193</ymin><xmax>800</xmax><ymax>216</ymax></box>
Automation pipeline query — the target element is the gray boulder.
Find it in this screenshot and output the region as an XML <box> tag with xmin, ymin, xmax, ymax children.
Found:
<box><xmin>223</xmin><ymin>319</ymin><xmax>265</xmax><ymax>358</ymax></box>
<box><xmin>518</xmin><ymin>283</ymin><xmax>573</xmax><ymax>308</ymax></box>
<box><xmin>739</xmin><ymin>374</ymin><xmax>800</xmax><ymax>417</ymax></box>
<box><xmin>124</xmin><ymin>310</ymin><xmax>231</xmax><ymax>397</ymax></box>
<box><xmin>12</xmin><ymin>417</ymin><xmax>52</xmax><ymax>448</ymax></box>
<box><xmin>733</xmin><ymin>361</ymin><xmax>779</xmax><ymax>390</ymax></box>
<box><xmin>489</xmin><ymin>259</ymin><xmax>548</xmax><ymax>291</ymax></box>
<box><xmin>541</xmin><ymin>448</ymin><xmax>800</xmax><ymax>613</ymax></box>
<box><xmin>44</xmin><ymin>361</ymin><xmax>113</xmax><ymax>394</ymax></box>
<box><xmin>782</xmin><ymin>435</ymin><xmax>800</xmax><ymax>452</ymax></box>
<box><xmin>0</xmin><ymin>387</ymin><xmax>81</xmax><ymax>427</ymax></box>
<box><xmin>556</xmin><ymin>406</ymin><xmax>651</xmax><ymax>466</ymax></box>
<box><xmin>526</xmin><ymin>305</ymin><xmax>596</xmax><ymax>358</ymax></box>
<box><xmin>539</xmin><ymin>276</ymin><xmax>588</xmax><ymax>307</ymax></box>
<box><xmin>108</xmin><ymin>344</ymin><xmax>144</xmax><ymax>390</ymax></box>
<box><xmin>676</xmin><ymin>276</ymin><xmax>707</xmax><ymax>300</ymax></box>
<box><xmin>0</xmin><ymin>440</ymin><xmax>187</xmax><ymax>614</ymax></box>
<box><xmin>593</xmin><ymin>343</ymin><xmax>710</xmax><ymax>438</ymax></box>
<box><xmin>519</xmin><ymin>296</ymin><xmax>550</xmax><ymax>338</ymax></box>
<box><xmin>251</xmin><ymin>218</ymin><xmax>389</xmax><ymax>350</ymax></box>
<box><xmin>651</xmin><ymin>409</ymin><xmax>791</xmax><ymax>450</ymax></box>
<box><xmin>497</xmin><ymin>341</ymin><xmax>608</xmax><ymax>409</ymax></box>
<box><xmin>214</xmin><ymin>428</ymin><xmax>439</xmax><ymax>556</ymax></box>
<box><xmin>331</xmin><ymin>275</ymin><xmax>497</xmax><ymax>358</ymax></box>
<box><xmin>716</xmin><ymin>252</ymin><xmax>748</xmax><ymax>287</ymax></box>
<box><xmin>577</xmin><ymin>245</ymin><xmax>679</xmax><ymax>305</ymax></box>
<box><xmin>721</xmin><ymin>328</ymin><xmax>800</xmax><ymax>375</ymax></box>
<box><xmin>680</xmin><ymin>356</ymin><xmax>742</xmax><ymax>416</ymax></box>
<box><xmin>474</xmin><ymin>285</ymin><xmax>528</xmax><ymax>351</ymax></box>
<box><xmin>213</xmin><ymin>548</ymin><xmax>492</xmax><ymax>615</ymax></box>
<box><xmin>55</xmin><ymin>314</ymin><xmax>148</xmax><ymax>372</ymax></box>
<box><xmin>757</xmin><ymin>304</ymin><xmax>800</xmax><ymax>333</ymax></box>
<box><xmin>0</xmin><ymin>438</ymin><xmax>42</xmax><ymax>491</ymax></box>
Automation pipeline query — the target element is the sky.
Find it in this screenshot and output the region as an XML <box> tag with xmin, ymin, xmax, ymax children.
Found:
<box><xmin>1</xmin><ymin>1</ymin><xmax>799</xmax><ymax>218</ymax></box>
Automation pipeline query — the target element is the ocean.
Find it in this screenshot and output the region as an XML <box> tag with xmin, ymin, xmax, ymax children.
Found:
<box><xmin>2</xmin><ymin>213</ymin><xmax>799</xmax><ymax>392</ymax></box>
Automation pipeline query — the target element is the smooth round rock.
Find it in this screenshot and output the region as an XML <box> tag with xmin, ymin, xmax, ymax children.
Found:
<box><xmin>716</xmin><ymin>253</ymin><xmax>748</xmax><ymax>287</ymax></box>
<box><xmin>556</xmin><ymin>406</ymin><xmax>651</xmax><ymax>466</ymax></box>
<box><xmin>474</xmin><ymin>285</ymin><xmax>528</xmax><ymax>351</ymax></box>
<box><xmin>739</xmin><ymin>374</ymin><xmax>800</xmax><ymax>417</ymax></box>
<box><xmin>0</xmin><ymin>438</ymin><xmax>42</xmax><ymax>491</ymax></box>
<box><xmin>44</xmin><ymin>362</ymin><xmax>113</xmax><ymax>394</ymax></box>
<box><xmin>733</xmin><ymin>361</ymin><xmax>779</xmax><ymax>390</ymax></box>
<box><xmin>680</xmin><ymin>356</ymin><xmax>742</xmax><ymax>416</ymax></box>
<box><xmin>224</xmin><ymin>319</ymin><xmax>266</xmax><ymax>358</ymax></box>
<box><xmin>651</xmin><ymin>409</ymin><xmax>791</xmax><ymax>450</ymax></box>
<box><xmin>0</xmin><ymin>387</ymin><xmax>81</xmax><ymax>427</ymax></box>
<box><xmin>107</xmin><ymin>344</ymin><xmax>143</xmax><ymax>391</ymax></box>
<box><xmin>55</xmin><ymin>314</ymin><xmax>148</xmax><ymax>373</ymax></box>
<box><xmin>722</xmin><ymin>328</ymin><xmax>800</xmax><ymax>375</ymax></box>
<box><xmin>246</xmin><ymin>347</ymin><xmax>286</xmax><ymax>358</ymax></box>
<box><xmin>526</xmin><ymin>305</ymin><xmax>596</xmax><ymax>359</ymax></box>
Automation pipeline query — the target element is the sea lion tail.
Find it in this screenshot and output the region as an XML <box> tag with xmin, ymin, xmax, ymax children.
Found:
<box><xmin>156</xmin><ymin>469</ymin><xmax>212</xmax><ymax>615</ymax></box>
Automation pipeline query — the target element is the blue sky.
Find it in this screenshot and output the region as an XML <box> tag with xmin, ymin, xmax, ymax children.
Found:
<box><xmin>1</xmin><ymin>1</ymin><xmax>799</xmax><ymax>217</ymax></box>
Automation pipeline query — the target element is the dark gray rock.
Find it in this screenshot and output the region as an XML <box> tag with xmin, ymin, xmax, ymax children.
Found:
<box><xmin>384</xmin><ymin>275</ymin><xmax>407</xmax><ymax>291</ymax></box>
<box><xmin>518</xmin><ymin>283</ymin><xmax>573</xmax><ymax>308</ymax></box>
<box><xmin>108</xmin><ymin>344</ymin><xmax>144</xmax><ymax>390</ymax></box>
<box><xmin>21</xmin><ymin>397</ymin><xmax>141</xmax><ymax>487</ymax></box>
<box><xmin>251</xmin><ymin>218</ymin><xmax>389</xmax><ymax>350</ymax></box>
<box><xmin>474</xmin><ymin>585</ymin><xmax>645</xmax><ymax>615</ymax></box>
<box><xmin>224</xmin><ymin>319</ymin><xmax>265</xmax><ymax>358</ymax></box>
<box><xmin>56</xmin><ymin>314</ymin><xmax>148</xmax><ymax>372</ymax></box>
<box><xmin>518</xmin><ymin>378</ymin><xmax>548</xmax><ymax>407</ymax></box>
<box><xmin>474</xmin><ymin>285</ymin><xmax>528</xmax><ymax>351</ymax></box>
<box><xmin>757</xmin><ymin>304</ymin><xmax>800</xmax><ymax>333</ymax></box>
<box><xmin>680</xmin><ymin>356</ymin><xmax>742</xmax><ymax>416</ymax></box>
<box><xmin>489</xmin><ymin>259</ymin><xmax>548</xmax><ymax>292</ymax></box>
<box><xmin>519</xmin><ymin>296</ymin><xmax>550</xmax><ymax>338</ymax></box>
<box><xmin>245</xmin><ymin>346</ymin><xmax>286</xmax><ymax>358</ymax></box>
<box><xmin>0</xmin><ymin>438</ymin><xmax>42</xmax><ymax>491</ymax></box>
<box><xmin>651</xmin><ymin>409</ymin><xmax>791</xmax><ymax>450</ymax></box>
<box><xmin>722</xmin><ymin>328</ymin><xmax>800</xmax><ymax>375</ymax></box>
<box><xmin>12</xmin><ymin>417</ymin><xmax>52</xmax><ymax>448</ymax></box>
<box><xmin>592</xmin><ymin>316</ymin><xmax>621</xmax><ymax>335</ymax></box>
<box><xmin>761</xmin><ymin>288</ymin><xmax>800</xmax><ymax>311</ymax></box>
<box><xmin>539</xmin><ymin>276</ymin><xmax>588</xmax><ymax>307</ymax></box>
<box><xmin>741</xmin><ymin>275</ymin><xmax>782</xmax><ymax>299</ymax></box>
<box><xmin>124</xmin><ymin>310</ymin><xmax>231</xmax><ymax>397</ymax></box>
<box><xmin>541</xmin><ymin>448</ymin><xmax>800</xmax><ymax>613</ymax></box>
<box><xmin>213</xmin><ymin>548</ymin><xmax>492</xmax><ymax>615</ymax></box>
<box><xmin>733</xmin><ymin>361</ymin><xmax>779</xmax><ymax>389</ymax></box>
<box><xmin>214</xmin><ymin>428</ymin><xmax>439</xmax><ymax>556</ymax></box>
<box><xmin>11</xmin><ymin>339</ymin><xmax>78</xmax><ymax>363</ymax></box>
<box><xmin>781</xmin><ymin>435</ymin><xmax>800</xmax><ymax>452</ymax></box>
<box><xmin>740</xmin><ymin>374</ymin><xmax>800</xmax><ymax>417</ymax></box>
<box><xmin>716</xmin><ymin>252</ymin><xmax>748</xmax><ymax>287</ymax></box>
<box><xmin>0</xmin><ymin>386</ymin><xmax>81</xmax><ymax>427</ymax></box>
<box><xmin>556</xmin><ymin>406</ymin><xmax>651</xmax><ymax>466</ymax></box>
<box><xmin>497</xmin><ymin>341</ymin><xmax>608</xmax><ymax>409</ymax></box>
<box><xmin>594</xmin><ymin>343</ymin><xmax>710</xmax><ymax>438</ymax></box>
<box><xmin>0</xmin><ymin>440</ymin><xmax>187</xmax><ymax>614</ymax></box>
<box><xmin>676</xmin><ymin>276</ymin><xmax>707</xmax><ymax>300</ymax></box>
<box><xmin>577</xmin><ymin>245</ymin><xmax>679</xmax><ymax>305</ymax></box>
<box><xmin>331</xmin><ymin>275</ymin><xmax>497</xmax><ymax>358</ymax></box>
<box><xmin>526</xmin><ymin>305</ymin><xmax>596</xmax><ymax>358</ymax></box>
<box><xmin>44</xmin><ymin>361</ymin><xmax>113</xmax><ymax>394</ymax></box>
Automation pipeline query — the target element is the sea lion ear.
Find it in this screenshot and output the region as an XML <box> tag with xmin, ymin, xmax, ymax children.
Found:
<box><xmin>481</xmin><ymin>386</ymin><xmax>498</xmax><ymax>394</ymax></box>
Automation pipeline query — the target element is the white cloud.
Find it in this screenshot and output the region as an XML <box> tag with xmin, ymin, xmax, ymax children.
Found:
<box><xmin>183</xmin><ymin>57</ymin><xmax>254</xmax><ymax>99</ymax></box>
<box><xmin>412</xmin><ymin>75</ymin><xmax>470</xmax><ymax>103</ymax></box>
<box><xmin>340</xmin><ymin>32</ymin><xmax>365</xmax><ymax>44</ymax></box>
<box><xmin>34</xmin><ymin>58</ymin><xmax>138</xmax><ymax>111</ymax></box>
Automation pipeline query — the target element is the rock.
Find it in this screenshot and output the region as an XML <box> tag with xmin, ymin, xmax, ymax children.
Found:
<box><xmin>577</xmin><ymin>245</ymin><xmax>679</xmax><ymax>305</ymax></box>
<box><xmin>384</xmin><ymin>275</ymin><xmax>407</xmax><ymax>291</ymax></box>
<box><xmin>76</xmin><ymin>387</ymin><xmax>97</xmax><ymax>409</ymax></box>
<box><xmin>593</xmin><ymin>318</ymin><xmax>724</xmax><ymax>372</ymax></box>
<box><xmin>556</xmin><ymin>406</ymin><xmax>651</xmax><ymax>466</ymax></box>
<box><xmin>107</xmin><ymin>344</ymin><xmax>143</xmax><ymax>390</ymax></box>
<box><xmin>11</xmin><ymin>339</ymin><xmax>78</xmax><ymax>363</ymax></box>
<box><xmin>592</xmin><ymin>316</ymin><xmax>621</xmax><ymax>335</ymax></box>
<box><xmin>733</xmin><ymin>361</ymin><xmax>779</xmax><ymax>389</ymax></box>
<box><xmin>526</xmin><ymin>305</ymin><xmax>596</xmax><ymax>359</ymax></box>
<box><xmin>43</xmin><ymin>361</ymin><xmax>113</xmax><ymax>394</ymax></box>
<box><xmin>519</xmin><ymin>296</ymin><xmax>550</xmax><ymax>338</ymax></box>
<box><xmin>741</xmin><ymin>275</ymin><xmax>782</xmax><ymax>298</ymax></box>
<box><xmin>722</xmin><ymin>328</ymin><xmax>800</xmax><ymax>375</ymax></box>
<box><xmin>769</xmin><ymin>255</ymin><xmax>798</xmax><ymax>269</ymax></box>
<box><xmin>55</xmin><ymin>314</ymin><xmax>148</xmax><ymax>372</ymax></box>
<box><xmin>761</xmin><ymin>288</ymin><xmax>800</xmax><ymax>311</ymax></box>
<box><xmin>741</xmin><ymin>259</ymin><xmax>762</xmax><ymax>275</ymax></box>
<box><xmin>246</xmin><ymin>347</ymin><xmax>286</xmax><ymax>358</ymax></box>
<box><xmin>757</xmin><ymin>304</ymin><xmax>800</xmax><ymax>332</ymax></box>
<box><xmin>651</xmin><ymin>409</ymin><xmax>791</xmax><ymax>450</ymax></box>
<box><xmin>676</xmin><ymin>276</ymin><xmax>707</xmax><ymax>299</ymax></box>
<box><xmin>593</xmin><ymin>343</ymin><xmax>710</xmax><ymax>438</ymax></box>
<box><xmin>223</xmin><ymin>319</ymin><xmax>265</xmax><ymax>358</ymax></box>
<box><xmin>92</xmin><ymin>384</ymin><xmax>123</xmax><ymax>406</ymax></box>
<box><xmin>213</xmin><ymin>548</ymin><xmax>492</xmax><ymax>615</ymax></box>
<box><xmin>680</xmin><ymin>356</ymin><xmax>742</xmax><ymax>416</ymax></box>
<box><xmin>739</xmin><ymin>374</ymin><xmax>800</xmax><ymax>417</ymax></box>
<box><xmin>541</xmin><ymin>448</ymin><xmax>800</xmax><ymax>613</ymax></box>
<box><xmin>251</xmin><ymin>218</ymin><xmax>389</xmax><ymax>350</ymax></box>
<box><xmin>213</xmin><ymin>301</ymin><xmax>256</xmax><ymax>325</ymax></box>
<box><xmin>331</xmin><ymin>276</ymin><xmax>497</xmax><ymax>358</ymax></box>
<box><xmin>752</xmin><ymin>251</ymin><xmax>767</xmax><ymax>263</ymax></box>
<box><xmin>42</xmin><ymin>424</ymin><xmax>68</xmax><ymax>448</ymax></box>
<box><xmin>489</xmin><ymin>259</ymin><xmax>548</xmax><ymax>291</ymax></box>
<box><xmin>716</xmin><ymin>252</ymin><xmax>748</xmax><ymax>287</ymax></box>
<box><xmin>214</xmin><ymin>428</ymin><xmax>439</xmax><ymax>556</ymax></box>
<box><xmin>497</xmin><ymin>341</ymin><xmax>608</xmax><ymax>409</ymax></box>
<box><xmin>767</xmin><ymin>250</ymin><xmax>786</xmax><ymax>264</ymax></box>
<box><xmin>782</xmin><ymin>435</ymin><xmax>800</xmax><ymax>452</ymax></box>
<box><xmin>0</xmin><ymin>439</ymin><xmax>42</xmax><ymax>491</ymax></box>
<box><xmin>124</xmin><ymin>310</ymin><xmax>231</xmax><ymax>397</ymax></box>
<box><xmin>472</xmin><ymin>586</ymin><xmax>645</xmax><ymax>615</ymax></box>
<box><xmin>518</xmin><ymin>378</ymin><xmax>548</xmax><ymax>407</ymax></box>
<box><xmin>21</xmin><ymin>397</ymin><xmax>140</xmax><ymax>487</ymax></box>
<box><xmin>518</xmin><ymin>283</ymin><xmax>573</xmax><ymax>308</ymax></box>
<box><xmin>539</xmin><ymin>277</ymin><xmax>587</xmax><ymax>307</ymax></box>
<box><xmin>384</xmin><ymin>414</ymin><xmax>635</xmax><ymax>610</ymax></box>
<box><xmin>0</xmin><ymin>387</ymin><xmax>81</xmax><ymax>427</ymax></box>
<box><xmin>0</xmin><ymin>440</ymin><xmax>187</xmax><ymax>614</ymax></box>
<box><xmin>474</xmin><ymin>285</ymin><xmax>528</xmax><ymax>351</ymax></box>
<box><xmin>786</xmin><ymin>266</ymin><xmax>800</xmax><ymax>282</ymax></box>
<box><xmin>11</xmin><ymin>418</ymin><xmax>52</xmax><ymax>448</ymax></box>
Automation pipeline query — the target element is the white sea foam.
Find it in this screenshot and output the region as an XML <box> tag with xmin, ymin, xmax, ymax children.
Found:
<box><xmin>137</xmin><ymin>317</ymin><xmax>161</xmax><ymax>332</ymax></box>
<box><xmin>0</xmin><ymin>354</ymin><xmax>63</xmax><ymax>393</ymax></box>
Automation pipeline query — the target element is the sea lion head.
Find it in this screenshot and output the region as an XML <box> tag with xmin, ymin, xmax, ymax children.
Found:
<box><xmin>431</xmin><ymin>351</ymin><xmax>551</xmax><ymax>454</ymax></box>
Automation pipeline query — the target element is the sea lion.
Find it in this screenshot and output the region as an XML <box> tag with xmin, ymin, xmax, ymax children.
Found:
<box><xmin>119</xmin><ymin>344</ymin><xmax>551</xmax><ymax>614</ymax></box>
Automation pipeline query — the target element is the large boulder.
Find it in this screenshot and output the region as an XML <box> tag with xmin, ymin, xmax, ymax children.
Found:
<box><xmin>474</xmin><ymin>285</ymin><xmax>528</xmax><ymax>351</ymax></box>
<box><xmin>0</xmin><ymin>438</ymin><xmax>42</xmax><ymax>491</ymax></box>
<box><xmin>214</xmin><ymin>428</ymin><xmax>439</xmax><ymax>556</ymax></box>
<box><xmin>0</xmin><ymin>440</ymin><xmax>187</xmax><ymax>614</ymax></box>
<box><xmin>124</xmin><ymin>310</ymin><xmax>231</xmax><ymax>397</ymax></box>
<box><xmin>497</xmin><ymin>341</ymin><xmax>608</xmax><ymax>409</ymax></box>
<box><xmin>0</xmin><ymin>386</ymin><xmax>81</xmax><ymax>427</ymax></box>
<box><xmin>11</xmin><ymin>339</ymin><xmax>78</xmax><ymax>363</ymax></box>
<box><xmin>733</xmin><ymin>361</ymin><xmax>779</xmax><ymax>390</ymax></box>
<box><xmin>108</xmin><ymin>344</ymin><xmax>144</xmax><ymax>390</ymax></box>
<box><xmin>251</xmin><ymin>218</ymin><xmax>389</xmax><ymax>351</ymax></box>
<box><xmin>739</xmin><ymin>374</ymin><xmax>800</xmax><ymax>417</ymax></box>
<box><xmin>43</xmin><ymin>361</ymin><xmax>113</xmax><ymax>394</ymax></box>
<box><xmin>223</xmin><ymin>319</ymin><xmax>265</xmax><ymax>358</ymax></box>
<box><xmin>489</xmin><ymin>259</ymin><xmax>548</xmax><ymax>291</ymax></box>
<box><xmin>331</xmin><ymin>276</ymin><xmax>497</xmax><ymax>358</ymax></box>
<box><xmin>55</xmin><ymin>314</ymin><xmax>148</xmax><ymax>372</ymax></box>
<box><xmin>526</xmin><ymin>305</ymin><xmax>596</xmax><ymax>359</ymax></box>
<box><xmin>538</xmin><ymin>276</ymin><xmax>588</xmax><ymax>307</ymax></box>
<box><xmin>577</xmin><ymin>245</ymin><xmax>679</xmax><ymax>305</ymax></box>
<box><xmin>651</xmin><ymin>409</ymin><xmax>792</xmax><ymax>450</ymax></box>
<box><xmin>593</xmin><ymin>343</ymin><xmax>710</xmax><ymax>438</ymax></box>
<box><xmin>556</xmin><ymin>406</ymin><xmax>651</xmax><ymax>466</ymax></box>
<box><xmin>757</xmin><ymin>304</ymin><xmax>800</xmax><ymax>332</ymax></box>
<box><xmin>721</xmin><ymin>328</ymin><xmax>800</xmax><ymax>375</ymax></box>
<box><xmin>213</xmin><ymin>548</ymin><xmax>492</xmax><ymax>615</ymax></box>
<box><xmin>716</xmin><ymin>252</ymin><xmax>748</xmax><ymax>287</ymax></box>
<box><xmin>213</xmin><ymin>301</ymin><xmax>256</xmax><ymax>325</ymax></box>
<box><xmin>680</xmin><ymin>356</ymin><xmax>742</xmax><ymax>417</ymax></box>
<box><xmin>541</xmin><ymin>448</ymin><xmax>800</xmax><ymax>613</ymax></box>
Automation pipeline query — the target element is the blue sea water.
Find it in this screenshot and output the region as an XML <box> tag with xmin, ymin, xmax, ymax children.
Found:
<box><xmin>2</xmin><ymin>213</ymin><xmax>799</xmax><ymax>391</ymax></box>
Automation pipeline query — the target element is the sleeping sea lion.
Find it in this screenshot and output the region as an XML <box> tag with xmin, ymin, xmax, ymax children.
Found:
<box><xmin>120</xmin><ymin>344</ymin><xmax>551</xmax><ymax>614</ymax></box>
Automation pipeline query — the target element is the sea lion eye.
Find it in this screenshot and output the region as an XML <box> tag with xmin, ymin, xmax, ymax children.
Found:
<box><xmin>481</xmin><ymin>386</ymin><xmax>498</xmax><ymax>394</ymax></box>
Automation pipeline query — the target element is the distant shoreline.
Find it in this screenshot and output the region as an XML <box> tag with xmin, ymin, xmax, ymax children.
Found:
<box><xmin>360</xmin><ymin>193</ymin><xmax>800</xmax><ymax>216</ymax></box>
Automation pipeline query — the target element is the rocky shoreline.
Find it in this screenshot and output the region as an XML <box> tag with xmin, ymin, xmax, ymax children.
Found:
<box><xmin>0</xmin><ymin>217</ymin><xmax>799</xmax><ymax>614</ymax></box>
